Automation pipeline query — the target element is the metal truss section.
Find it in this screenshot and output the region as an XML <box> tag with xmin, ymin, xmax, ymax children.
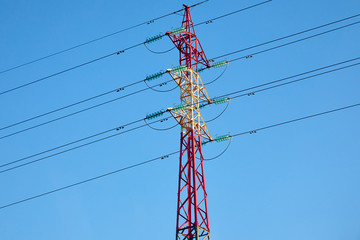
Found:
<box><xmin>166</xmin><ymin>5</ymin><xmax>210</xmax><ymax>71</ymax></box>
<box><xmin>176</xmin><ymin>130</ymin><xmax>211</xmax><ymax>240</ymax></box>
<box><xmin>166</xmin><ymin>4</ymin><xmax>212</xmax><ymax>240</ymax></box>
<box><xmin>167</xmin><ymin>68</ymin><xmax>212</xmax><ymax>141</ymax></box>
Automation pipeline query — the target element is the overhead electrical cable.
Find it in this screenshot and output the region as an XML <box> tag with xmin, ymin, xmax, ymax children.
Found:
<box><xmin>0</xmin><ymin>0</ymin><xmax>209</xmax><ymax>75</ymax></box>
<box><xmin>0</xmin><ymin>1</ymin><xmax>271</xmax><ymax>96</ymax></box>
<box><xmin>193</xmin><ymin>0</ymin><xmax>272</xmax><ymax>27</ymax></box>
<box><xmin>227</xmin><ymin>21</ymin><xmax>360</xmax><ymax>62</ymax></box>
<box><xmin>1</xmin><ymin>59</ymin><xmax>359</xmax><ymax>173</ymax></box>
<box><xmin>206</xmin><ymin>100</ymin><xmax>231</xmax><ymax>123</ymax></box>
<box><xmin>0</xmin><ymin>151</ymin><xmax>180</xmax><ymax>210</ymax></box>
<box><xmin>203</xmin><ymin>137</ymin><xmax>233</xmax><ymax>161</ymax></box>
<box><xmin>1</xmin><ymin>46</ymin><xmax>359</xmax><ymax>142</ymax></box>
<box><xmin>0</xmin><ymin>87</ymin><xmax>151</xmax><ymax>140</ymax></box>
<box><xmin>211</xmin><ymin>13</ymin><xmax>360</xmax><ymax>60</ymax></box>
<box><xmin>1</xmin><ymin>102</ymin><xmax>359</xmax><ymax>210</ymax></box>
<box><xmin>218</xmin><ymin>62</ymin><xmax>360</xmax><ymax>100</ymax></box>
<box><xmin>144</xmin><ymin>44</ymin><xmax>176</xmax><ymax>54</ymax></box>
<box><xmin>230</xmin><ymin>104</ymin><xmax>360</xmax><ymax>137</ymax></box>
<box><xmin>0</xmin><ymin>116</ymin><xmax>174</xmax><ymax>174</ymax></box>
<box><xmin>2</xmin><ymin>16</ymin><xmax>358</xmax><ymax>132</ymax></box>
<box><xmin>196</xmin><ymin>136</ymin><xmax>233</xmax><ymax>161</ymax></box>
<box><xmin>144</xmin><ymin>79</ymin><xmax>178</xmax><ymax>93</ymax></box>
<box><xmin>0</xmin><ymin>118</ymin><xmax>144</xmax><ymax>168</ymax></box>
<box><xmin>144</xmin><ymin>118</ymin><xmax>178</xmax><ymax>131</ymax></box>
<box><xmin>0</xmin><ymin>78</ymin><xmax>149</xmax><ymax>131</ymax></box>
<box><xmin>204</xmin><ymin>63</ymin><xmax>229</xmax><ymax>86</ymax></box>
<box><xmin>0</xmin><ymin>46</ymin><xmax>139</xmax><ymax>96</ymax></box>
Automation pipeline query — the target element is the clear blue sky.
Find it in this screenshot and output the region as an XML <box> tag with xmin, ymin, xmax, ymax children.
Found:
<box><xmin>0</xmin><ymin>0</ymin><xmax>359</xmax><ymax>239</ymax></box>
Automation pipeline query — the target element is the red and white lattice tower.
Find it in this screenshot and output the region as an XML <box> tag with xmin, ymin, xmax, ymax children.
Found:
<box><xmin>166</xmin><ymin>4</ymin><xmax>213</xmax><ymax>240</ymax></box>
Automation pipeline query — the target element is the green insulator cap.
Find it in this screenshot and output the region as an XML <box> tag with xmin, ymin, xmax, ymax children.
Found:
<box><xmin>145</xmin><ymin>34</ymin><xmax>163</xmax><ymax>44</ymax></box>
<box><xmin>171</xmin><ymin>26</ymin><xmax>186</xmax><ymax>34</ymax></box>
<box><xmin>213</xmin><ymin>97</ymin><xmax>230</xmax><ymax>105</ymax></box>
<box><xmin>146</xmin><ymin>110</ymin><xmax>164</xmax><ymax>120</ymax></box>
<box><xmin>145</xmin><ymin>71</ymin><xmax>164</xmax><ymax>81</ymax></box>
<box><xmin>172</xmin><ymin>65</ymin><xmax>187</xmax><ymax>73</ymax></box>
<box><xmin>173</xmin><ymin>104</ymin><xmax>187</xmax><ymax>112</ymax></box>
<box><xmin>212</xmin><ymin>60</ymin><xmax>228</xmax><ymax>68</ymax></box>
<box><xmin>215</xmin><ymin>135</ymin><xmax>231</xmax><ymax>142</ymax></box>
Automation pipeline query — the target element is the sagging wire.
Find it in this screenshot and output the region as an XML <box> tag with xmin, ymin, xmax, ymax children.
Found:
<box><xmin>4</xmin><ymin>62</ymin><xmax>359</xmax><ymax>172</ymax></box>
<box><xmin>0</xmin><ymin>0</ymin><xmax>210</xmax><ymax>75</ymax></box>
<box><xmin>206</xmin><ymin>99</ymin><xmax>231</xmax><ymax>123</ymax></box>
<box><xmin>198</xmin><ymin>97</ymin><xmax>231</xmax><ymax>123</ymax></box>
<box><xmin>0</xmin><ymin>65</ymin><xmax>186</xmax><ymax>139</ymax></box>
<box><xmin>2</xmin><ymin>102</ymin><xmax>359</xmax><ymax>211</ymax></box>
<box><xmin>4</xmin><ymin>20</ymin><xmax>357</xmax><ymax>133</ymax></box>
<box><xmin>201</xmin><ymin>96</ymin><xmax>360</xmax><ymax>161</ymax></box>
<box><xmin>0</xmin><ymin>116</ymin><xmax>172</xmax><ymax>174</ymax></box>
<box><xmin>202</xmin><ymin>137</ymin><xmax>233</xmax><ymax>161</ymax></box>
<box><xmin>143</xmin><ymin>79</ymin><xmax>178</xmax><ymax>93</ymax></box>
<box><xmin>203</xmin><ymin>61</ymin><xmax>229</xmax><ymax>86</ymax></box>
<box><xmin>144</xmin><ymin>43</ymin><xmax>176</xmax><ymax>54</ymax></box>
<box><xmin>196</xmin><ymin>135</ymin><xmax>232</xmax><ymax>161</ymax></box>
<box><xmin>143</xmin><ymin>117</ymin><xmax>178</xmax><ymax>131</ymax></box>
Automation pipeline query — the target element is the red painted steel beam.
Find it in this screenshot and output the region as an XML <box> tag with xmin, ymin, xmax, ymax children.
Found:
<box><xmin>168</xmin><ymin>5</ymin><xmax>211</xmax><ymax>240</ymax></box>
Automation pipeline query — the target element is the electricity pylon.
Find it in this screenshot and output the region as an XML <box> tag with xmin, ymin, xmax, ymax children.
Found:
<box><xmin>166</xmin><ymin>4</ymin><xmax>213</xmax><ymax>240</ymax></box>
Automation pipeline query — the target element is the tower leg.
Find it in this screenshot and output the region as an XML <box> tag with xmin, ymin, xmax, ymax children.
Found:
<box><xmin>176</xmin><ymin>130</ymin><xmax>210</xmax><ymax>240</ymax></box>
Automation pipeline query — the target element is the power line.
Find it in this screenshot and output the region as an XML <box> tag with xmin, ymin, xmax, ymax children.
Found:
<box><xmin>231</xmin><ymin>103</ymin><xmax>360</xmax><ymax>137</ymax></box>
<box><xmin>2</xmin><ymin>19</ymin><xmax>357</xmax><ymax>136</ymax></box>
<box><xmin>0</xmin><ymin>87</ymin><xmax>152</xmax><ymax>140</ymax></box>
<box><xmin>229</xmin><ymin>62</ymin><xmax>360</xmax><ymax>100</ymax></box>
<box><xmin>3</xmin><ymin>13</ymin><xmax>357</xmax><ymax>131</ymax></box>
<box><xmin>2</xmin><ymin>59</ymin><xmax>359</xmax><ymax>172</ymax></box>
<box><xmin>0</xmin><ymin>116</ymin><xmax>174</xmax><ymax>174</ymax></box>
<box><xmin>211</xmin><ymin>13</ymin><xmax>360</xmax><ymax>60</ymax></box>
<box><xmin>0</xmin><ymin>119</ymin><xmax>144</xmax><ymax>168</ymax></box>
<box><xmin>144</xmin><ymin>44</ymin><xmax>176</xmax><ymax>54</ymax></box>
<box><xmin>0</xmin><ymin>1</ymin><xmax>271</xmax><ymax>96</ymax></box>
<box><xmin>193</xmin><ymin>0</ymin><xmax>272</xmax><ymax>27</ymax></box>
<box><xmin>1</xmin><ymin>102</ymin><xmax>359</xmax><ymax>210</ymax></box>
<box><xmin>0</xmin><ymin>151</ymin><xmax>180</xmax><ymax>210</ymax></box>
<box><xmin>2</xmin><ymin>19</ymin><xmax>359</xmax><ymax>141</ymax></box>
<box><xmin>0</xmin><ymin>45</ymin><xmax>139</xmax><ymax>96</ymax></box>
<box><xmin>215</xmin><ymin>58</ymin><xmax>360</xmax><ymax>99</ymax></box>
<box><xmin>0</xmin><ymin>0</ymin><xmax>209</xmax><ymax>75</ymax></box>
<box><xmin>228</xmin><ymin>21</ymin><xmax>360</xmax><ymax>62</ymax></box>
<box><xmin>0</xmin><ymin>77</ymin><xmax>147</xmax><ymax>131</ymax></box>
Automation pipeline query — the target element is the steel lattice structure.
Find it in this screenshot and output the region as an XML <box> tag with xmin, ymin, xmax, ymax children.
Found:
<box><xmin>166</xmin><ymin>5</ymin><xmax>213</xmax><ymax>240</ymax></box>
